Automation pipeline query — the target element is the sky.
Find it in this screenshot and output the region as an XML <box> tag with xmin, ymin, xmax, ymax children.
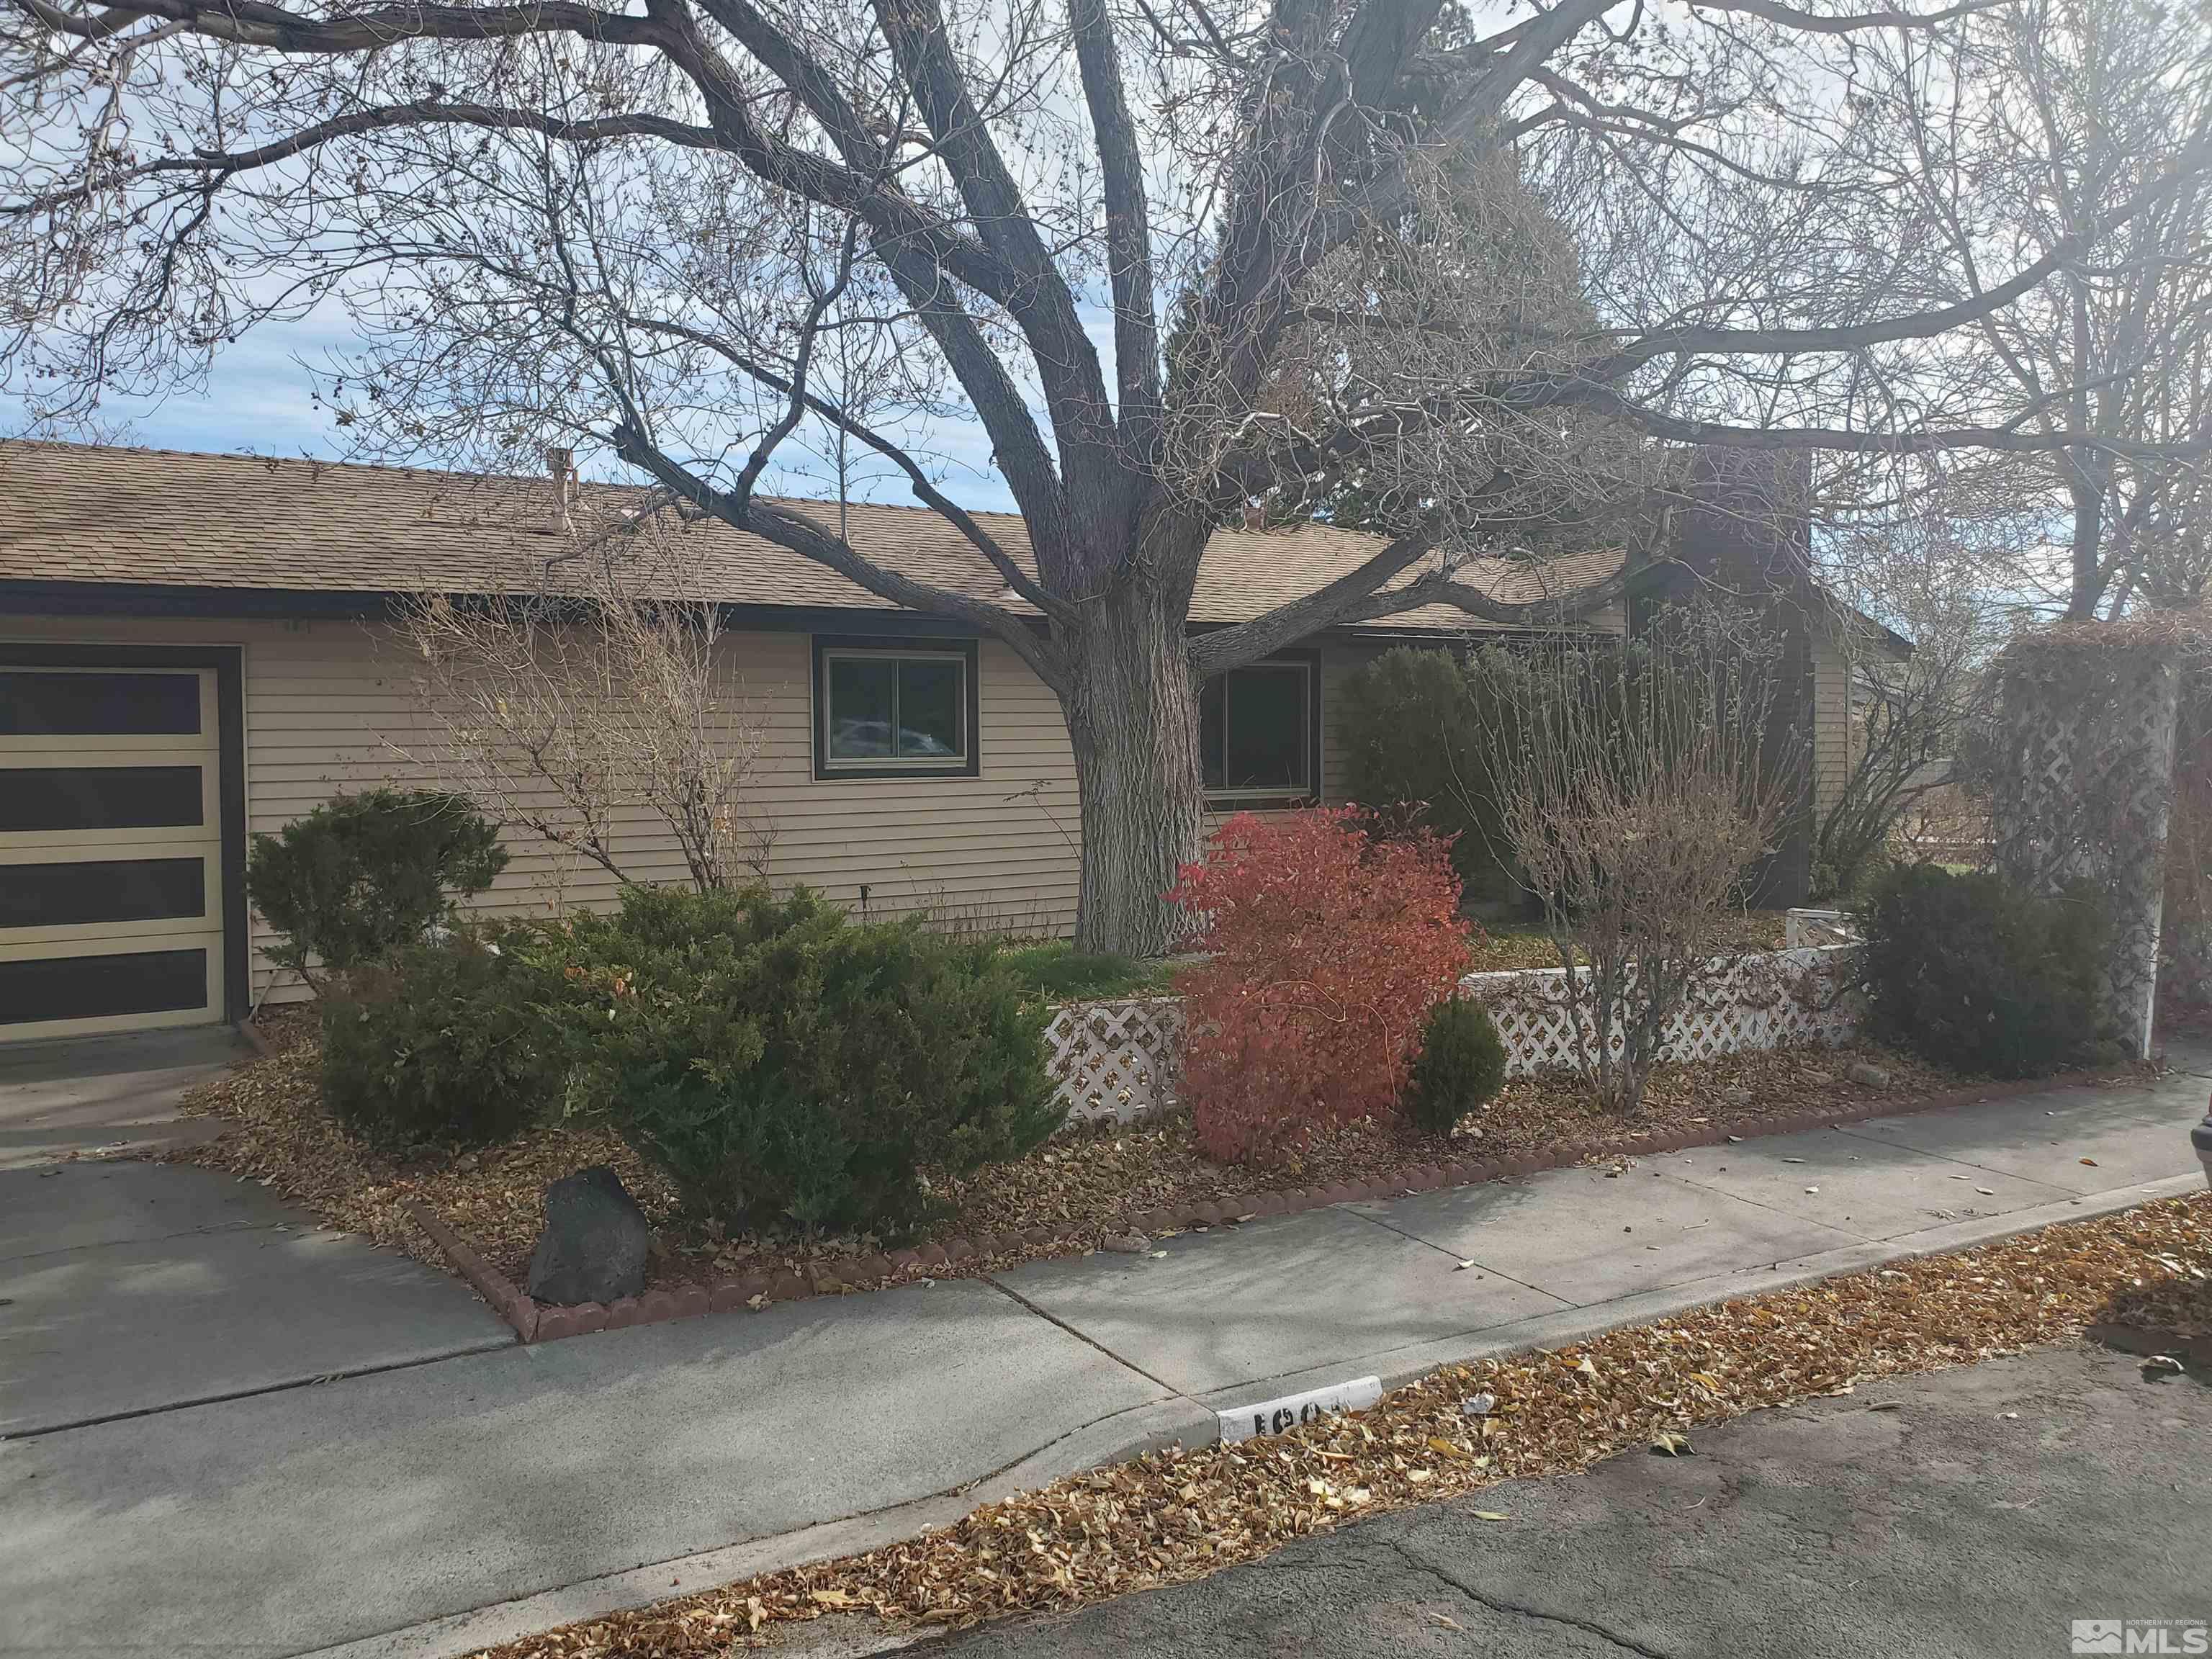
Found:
<box><xmin>0</xmin><ymin>300</ymin><xmax>1035</xmax><ymax>515</ymax></box>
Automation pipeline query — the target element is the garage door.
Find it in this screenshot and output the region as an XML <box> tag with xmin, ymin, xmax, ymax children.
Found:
<box><xmin>0</xmin><ymin>665</ymin><xmax>227</xmax><ymax>1039</ymax></box>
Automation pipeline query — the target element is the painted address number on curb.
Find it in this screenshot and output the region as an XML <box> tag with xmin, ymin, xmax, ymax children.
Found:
<box><xmin>1218</xmin><ymin>1375</ymin><xmax>1382</xmax><ymax>1444</ymax></box>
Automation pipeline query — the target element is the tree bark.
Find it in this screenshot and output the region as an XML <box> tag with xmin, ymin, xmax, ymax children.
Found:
<box><xmin>2065</xmin><ymin>472</ymin><xmax>2109</xmax><ymax>620</ymax></box>
<box><xmin>1062</xmin><ymin>579</ymin><xmax>1208</xmax><ymax>956</ymax></box>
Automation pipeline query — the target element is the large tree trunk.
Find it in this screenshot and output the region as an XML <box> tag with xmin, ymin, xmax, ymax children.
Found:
<box><xmin>1062</xmin><ymin>578</ymin><xmax>1207</xmax><ymax>956</ymax></box>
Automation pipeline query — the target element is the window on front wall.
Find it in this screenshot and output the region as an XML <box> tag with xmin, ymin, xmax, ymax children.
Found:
<box><xmin>815</xmin><ymin>639</ymin><xmax>978</xmax><ymax>777</ymax></box>
<box><xmin>1201</xmin><ymin>659</ymin><xmax>1316</xmax><ymax>797</ymax></box>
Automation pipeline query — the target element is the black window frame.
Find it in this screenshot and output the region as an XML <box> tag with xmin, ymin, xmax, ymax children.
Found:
<box><xmin>0</xmin><ymin>643</ymin><xmax>247</xmax><ymax>1023</ymax></box>
<box><xmin>1201</xmin><ymin>649</ymin><xmax>1323</xmax><ymax>808</ymax></box>
<box><xmin>811</xmin><ymin>635</ymin><xmax>981</xmax><ymax>781</ymax></box>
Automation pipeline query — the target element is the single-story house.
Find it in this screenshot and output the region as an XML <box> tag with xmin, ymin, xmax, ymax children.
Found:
<box><xmin>0</xmin><ymin>440</ymin><xmax>1879</xmax><ymax>1041</ymax></box>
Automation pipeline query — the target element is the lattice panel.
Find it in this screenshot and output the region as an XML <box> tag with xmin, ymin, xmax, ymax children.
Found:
<box><xmin>1045</xmin><ymin>996</ymin><xmax>1186</xmax><ymax>1123</ymax></box>
<box><xmin>1046</xmin><ymin>945</ymin><xmax>1863</xmax><ymax>1123</ymax></box>
<box><xmin>1989</xmin><ymin>637</ymin><xmax>2182</xmax><ymax>1059</ymax></box>
<box><xmin>1458</xmin><ymin>943</ymin><xmax>1863</xmax><ymax>1079</ymax></box>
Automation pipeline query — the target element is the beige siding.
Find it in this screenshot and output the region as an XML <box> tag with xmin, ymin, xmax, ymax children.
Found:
<box><xmin>1810</xmin><ymin>623</ymin><xmax>1851</xmax><ymax>820</ymax></box>
<box><xmin>1</xmin><ymin>614</ymin><xmax>1084</xmax><ymax>1005</ymax></box>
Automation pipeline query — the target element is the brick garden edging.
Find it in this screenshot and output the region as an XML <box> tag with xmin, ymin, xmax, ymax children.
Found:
<box><xmin>403</xmin><ymin>1063</ymin><xmax>2156</xmax><ymax>1346</ymax></box>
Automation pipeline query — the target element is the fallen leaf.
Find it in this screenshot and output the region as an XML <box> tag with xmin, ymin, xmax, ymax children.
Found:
<box><xmin>1650</xmin><ymin>1429</ymin><xmax>1694</xmax><ymax>1457</ymax></box>
<box><xmin>1473</xmin><ymin>1511</ymin><xmax>1511</xmax><ymax>1522</ymax></box>
<box><xmin>2080</xmin><ymin>1158</ymin><xmax>2099</xmax><ymax>1167</ymax></box>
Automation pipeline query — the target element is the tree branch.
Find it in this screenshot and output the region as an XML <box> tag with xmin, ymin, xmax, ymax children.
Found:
<box><xmin>1070</xmin><ymin>0</ymin><xmax>1162</xmax><ymax>437</ymax></box>
<box><xmin>611</xmin><ymin>425</ymin><xmax>1069</xmax><ymax>689</ymax></box>
<box><xmin>618</xmin><ymin>310</ymin><xmax>1074</xmax><ymax>621</ymax></box>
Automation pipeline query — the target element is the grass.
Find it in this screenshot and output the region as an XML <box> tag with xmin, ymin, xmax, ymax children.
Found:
<box><xmin>996</xmin><ymin>939</ymin><xmax>1179</xmax><ymax>1000</ymax></box>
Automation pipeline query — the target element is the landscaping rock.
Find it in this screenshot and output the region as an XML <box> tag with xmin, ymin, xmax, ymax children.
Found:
<box><xmin>526</xmin><ymin>1165</ymin><xmax>653</xmax><ymax>1307</ymax></box>
<box><xmin>1847</xmin><ymin>1061</ymin><xmax>1892</xmax><ymax>1088</ymax></box>
<box><xmin>1101</xmin><ymin>1231</ymin><xmax>1150</xmax><ymax>1254</ymax></box>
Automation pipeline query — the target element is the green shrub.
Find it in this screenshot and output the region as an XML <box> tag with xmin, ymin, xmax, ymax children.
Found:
<box><xmin>994</xmin><ymin>940</ymin><xmax>1177</xmax><ymax>1000</ymax></box>
<box><xmin>319</xmin><ymin>928</ymin><xmax>549</xmax><ymax>1148</ymax></box>
<box><xmin>1855</xmin><ymin>863</ymin><xmax>2120</xmax><ymax>1078</ymax></box>
<box><xmin>544</xmin><ymin>884</ymin><xmax>1063</xmax><ymax>1233</ymax></box>
<box><xmin>248</xmin><ymin>789</ymin><xmax>507</xmax><ymax>989</ymax></box>
<box><xmin>1403</xmin><ymin>995</ymin><xmax>1510</xmax><ymax>1137</ymax></box>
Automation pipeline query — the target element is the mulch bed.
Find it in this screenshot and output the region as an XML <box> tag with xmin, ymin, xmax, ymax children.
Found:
<box><xmin>465</xmin><ymin>1188</ymin><xmax>2212</xmax><ymax>1657</ymax></box>
<box><xmin>179</xmin><ymin>1005</ymin><xmax>2059</xmax><ymax>1325</ymax></box>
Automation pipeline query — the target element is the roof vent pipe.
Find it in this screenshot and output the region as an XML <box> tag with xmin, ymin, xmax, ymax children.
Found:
<box><xmin>546</xmin><ymin>446</ymin><xmax>576</xmax><ymax>535</ymax></box>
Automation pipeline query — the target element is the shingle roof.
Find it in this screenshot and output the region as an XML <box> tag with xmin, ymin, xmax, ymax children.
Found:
<box><xmin>0</xmin><ymin>441</ymin><xmax>1627</xmax><ymax>635</ymax></box>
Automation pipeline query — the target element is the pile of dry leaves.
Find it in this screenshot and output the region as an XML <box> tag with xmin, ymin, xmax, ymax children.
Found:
<box><xmin>176</xmin><ymin>1011</ymin><xmax>1985</xmax><ymax>1297</ymax></box>
<box><xmin>475</xmin><ymin>1192</ymin><xmax>2212</xmax><ymax>1658</ymax></box>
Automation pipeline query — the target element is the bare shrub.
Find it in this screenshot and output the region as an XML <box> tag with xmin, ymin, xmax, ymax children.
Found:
<box><xmin>392</xmin><ymin>507</ymin><xmax>773</xmax><ymax>894</ymax></box>
<box><xmin>1463</xmin><ymin>611</ymin><xmax>1797</xmax><ymax>1114</ymax></box>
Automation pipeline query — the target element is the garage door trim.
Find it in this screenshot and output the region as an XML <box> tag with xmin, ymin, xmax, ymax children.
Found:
<box><xmin>0</xmin><ymin>642</ymin><xmax>248</xmax><ymax>1025</ymax></box>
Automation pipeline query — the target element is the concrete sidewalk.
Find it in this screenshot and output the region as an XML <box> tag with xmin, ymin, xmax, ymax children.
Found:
<box><xmin>2</xmin><ymin>1055</ymin><xmax>2207</xmax><ymax>1659</ymax></box>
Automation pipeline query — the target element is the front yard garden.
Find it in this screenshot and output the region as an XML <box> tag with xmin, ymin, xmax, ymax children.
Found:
<box><xmin>179</xmin><ymin>1010</ymin><xmax>1970</xmax><ymax>1303</ymax></box>
<box><xmin>192</xmin><ymin>612</ymin><xmax>2154</xmax><ymax>1331</ymax></box>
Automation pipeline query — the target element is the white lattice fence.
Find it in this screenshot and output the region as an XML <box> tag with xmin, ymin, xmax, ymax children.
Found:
<box><xmin>1987</xmin><ymin>634</ymin><xmax>2181</xmax><ymax>1060</ymax></box>
<box><xmin>1046</xmin><ymin>944</ymin><xmax>1861</xmax><ymax>1121</ymax></box>
<box><xmin>1045</xmin><ymin>996</ymin><xmax>1185</xmax><ymax>1123</ymax></box>
<box><xmin>1462</xmin><ymin>944</ymin><xmax>1863</xmax><ymax>1079</ymax></box>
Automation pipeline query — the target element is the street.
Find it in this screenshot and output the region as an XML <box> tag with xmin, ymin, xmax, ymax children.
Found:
<box><xmin>940</xmin><ymin>1342</ymin><xmax>2212</xmax><ymax>1659</ymax></box>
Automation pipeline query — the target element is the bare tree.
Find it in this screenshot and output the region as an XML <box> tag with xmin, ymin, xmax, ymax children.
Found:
<box><xmin>392</xmin><ymin>500</ymin><xmax>774</xmax><ymax>894</ymax></box>
<box><xmin>7</xmin><ymin>0</ymin><xmax>2212</xmax><ymax>952</ymax></box>
<box><xmin>1462</xmin><ymin>611</ymin><xmax>1797</xmax><ymax>1115</ymax></box>
<box><xmin>1809</xmin><ymin>513</ymin><xmax>2002</xmax><ymax>896</ymax></box>
<box><xmin>1855</xmin><ymin>0</ymin><xmax>2212</xmax><ymax>620</ymax></box>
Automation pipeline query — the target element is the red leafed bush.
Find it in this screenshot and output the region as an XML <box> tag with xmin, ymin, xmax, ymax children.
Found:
<box><xmin>1168</xmin><ymin>806</ymin><xmax>1471</xmax><ymax>1164</ymax></box>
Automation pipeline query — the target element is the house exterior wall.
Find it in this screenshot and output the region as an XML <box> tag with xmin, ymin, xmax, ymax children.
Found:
<box><xmin>1</xmin><ymin>609</ymin><xmax>1377</xmax><ymax>1008</ymax></box>
<box><xmin>1810</xmin><ymin>620</ymin><xmax>1852</xmax><ymax>822</ymax></box>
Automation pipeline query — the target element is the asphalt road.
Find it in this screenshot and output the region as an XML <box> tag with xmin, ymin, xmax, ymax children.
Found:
<box><xmin>937</xmin><ymin>1341</ymin><xmax>2212</xmax><ymax>1659</ymax></box>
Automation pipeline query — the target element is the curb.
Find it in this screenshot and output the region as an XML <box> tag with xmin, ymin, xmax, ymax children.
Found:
<box><xmin>291</xmin><ymin>1396</ymin><xmax>1208</xmax><ymax>1659</ymax></box>
<box><xmin>235</xmin><ymin>1017</ymin><xmax>274</xmax><ymax>1059</ymax></box>
<box><xmin>407</xmin><ymin>1061</ymin><xmax>2158</xmax><ymax>1345</ymax></box>
<box><xmin>400</xmin><ymin>1200</ymin><xmax>536</xmax><ymax>1344</ymax></box>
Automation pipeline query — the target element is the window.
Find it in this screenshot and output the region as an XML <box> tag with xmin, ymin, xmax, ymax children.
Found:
<box><xmin>0</xmin><ymin>765</ymin><xmax>205</xmax><ymax>832</ymax></box>
<box><xmin>1202</xmin><ymin>657</ymin><xmax>1318</xmax><ymax>799</ymax></box>
<box><xmin>814</xmin><ymin>638</ymin><xmax>979</xmax><ymax>778</ymax></box>
<box><xmin>0</xmin><ymin>671</ymin><xmax>202</xmax><ymax>736</ymax></box>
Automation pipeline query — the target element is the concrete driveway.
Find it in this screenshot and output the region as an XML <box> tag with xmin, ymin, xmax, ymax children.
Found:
<box><xmin>0</xmin><ymin>1029</ymin><xmax>509</xmax><ymax>1437</ymax></box>
<box><xmin>0</xmin><ymin>1025</ymin><xmax>242</xmax><ymax>1169</ymax></box>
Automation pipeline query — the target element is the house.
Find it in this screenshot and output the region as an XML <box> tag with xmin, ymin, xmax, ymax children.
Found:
<box><xmin>0</xmin><ymin>440</ymin><xmax>1863</xmax><ymax>1042</ymax></box>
